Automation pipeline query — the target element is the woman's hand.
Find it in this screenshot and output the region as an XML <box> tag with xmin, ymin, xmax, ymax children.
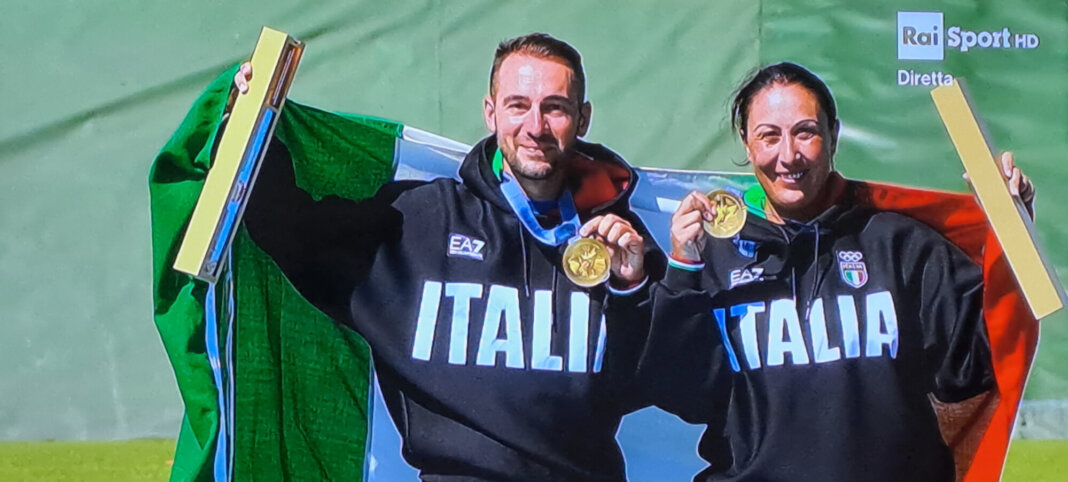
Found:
<box><xmin>999</xmin><ymin>151</ymin><xmax>1035</xmax><ymax>218</ymax></box>
<box><xmin>670</xmin><ymin>191</ymin><xmax>715</xmax><ymax>262</ymax></box>
<box><xmin>962</xmin><ymin>151</ymin><xmax>1035</xmax><ymax>219</ymax></box>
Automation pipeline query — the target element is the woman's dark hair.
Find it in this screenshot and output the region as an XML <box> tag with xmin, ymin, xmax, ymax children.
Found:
<box><xmin>730</xmin><ymin>62</ymin><xmax>839</xmax><ymax>141</ymax></box>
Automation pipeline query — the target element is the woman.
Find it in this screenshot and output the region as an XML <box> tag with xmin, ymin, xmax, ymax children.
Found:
<box><xmin>640</xmin><ymin>62</ymin><xmax>1034</xmax><ymax>481</ymax></box>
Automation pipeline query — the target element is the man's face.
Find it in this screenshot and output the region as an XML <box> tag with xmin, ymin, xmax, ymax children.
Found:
<box><xmin>483</xmin><ymin>53</ymin><xmax>591</xmax><ymax>181</ymax></box>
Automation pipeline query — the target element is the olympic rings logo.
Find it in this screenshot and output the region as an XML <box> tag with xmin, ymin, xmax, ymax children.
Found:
<box><xmin>837</xmin><ymin>251</ymin><xmax>864</xmax><ymax>262</ymax></box>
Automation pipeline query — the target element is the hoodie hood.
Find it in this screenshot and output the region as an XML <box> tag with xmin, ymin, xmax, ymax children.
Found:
<box><xmin>459</xmin><ymin>135</ymin><xmax>639</xmax><ymax>218</ymax></box>
<box><xmin>740</xmin><ymin>173</ymin><xmax>870</xmax><ymax>243</ymax></box>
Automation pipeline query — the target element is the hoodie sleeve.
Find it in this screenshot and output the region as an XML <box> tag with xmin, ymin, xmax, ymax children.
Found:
<box><xmin>601</xmin><ymin>278</ymin><xmax>652</xmax><ymax>392</ymax></box>
<box><xmin>600</xmin><ymin>209</ymin><xmax>667</xmax><ymax>405</ymax></box>
<box><xmin>243</xmin><ymin>138</ymin><xmax>404</xmax><ymax>324</ymax></box>
<box><xmin>913</xmin><ymin>227</ymin><xmax>996</xmax><ymax>403</ymax></box>
<box><xmin>633</xmin><ymin>261</ymin><xmax>732</xmax><ymax>425</ymax></box>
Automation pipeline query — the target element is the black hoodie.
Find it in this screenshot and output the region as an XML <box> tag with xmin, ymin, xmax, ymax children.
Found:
<box><xmin>245</xmin><ymin>135</ymin><xmax>664</xmax><ymax>481</ymax></box>
<box><xmin>636</xmin><ymin>181</ymin><xmax>994</xmax><ymax>482</ymax></box>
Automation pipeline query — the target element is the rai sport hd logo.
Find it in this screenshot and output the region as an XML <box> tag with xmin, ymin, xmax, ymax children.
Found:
<box><xmin>895</xmin><ymin>11</ymin><xmax>1041</xmax><ymax>87</ymax></box>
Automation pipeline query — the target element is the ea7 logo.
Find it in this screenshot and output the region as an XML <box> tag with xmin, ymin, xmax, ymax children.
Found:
<box><xmin>730</xmin><ymin>267</ymin><xmax>764</xmax><ymax>289</ymax></box>
<box><xmin>898</xmin><ymin>11</ymin><xmax>944</xmax><ymax>61</ymax></box>
<box><xmin>448</xmin><ymin>234</ymin><xmax>486</xmax><ymax>260</ymax></box>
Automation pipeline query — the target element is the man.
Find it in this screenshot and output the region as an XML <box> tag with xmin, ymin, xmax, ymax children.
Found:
<box><xmin>237</xmin><ymin>33</ymin><xmax>664</xmax><ymax>481</ymax></box>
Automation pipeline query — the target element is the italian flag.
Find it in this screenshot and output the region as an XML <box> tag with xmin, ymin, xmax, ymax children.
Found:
<box><xmin>150</xmin><ymin>66</ymin><xmax>1037</xmax><ymax>482</ymax></box>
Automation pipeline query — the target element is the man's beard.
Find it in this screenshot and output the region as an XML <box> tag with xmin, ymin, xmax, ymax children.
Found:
<box><xmin>503</xmin><ymin>147</ymin><xmax>568</xmax><ymax>181</ymax></box>
<box><xmin>510</xmin><ymin>161</ymin><xmax>555</xmax><ymax>180</ymax></box>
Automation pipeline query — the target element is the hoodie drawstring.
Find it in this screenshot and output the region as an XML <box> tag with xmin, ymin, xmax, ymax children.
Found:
<box><xmin>807</xmin><ymin>226</ymin><xmax>823</xmax><ymax>313</ymax></box>
<box><xmin>771</xmin><ymin>222</ymin><xmax>827</xmax><ymax>315</ymax></box>
<box><xmin>771</xmin><ymin>224</ymin><xmax>799</xmax><ymax>302</ymax></box>
<box><xmin>551</xmin><ymin>266</ymin><xmax>560</xmax><ymax>332</ymax></box>
<box><xmin>519</xmin><ymin>223</ymin><xmax>530</xmax><ymax>298</ymax></box>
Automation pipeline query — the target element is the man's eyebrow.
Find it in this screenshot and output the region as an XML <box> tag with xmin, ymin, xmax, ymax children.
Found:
<box><xmin>501</xmin><ymin>94</ymin><xmax>530</xmax><ymax>104</ymax></box>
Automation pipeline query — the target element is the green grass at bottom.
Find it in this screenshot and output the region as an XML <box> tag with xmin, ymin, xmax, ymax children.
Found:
<box><xmin>0</xmin><ymin>438</ymin><xmax>1064</xmax><ymax>481</ymax></box>
<box><xmin>1003</xmin><ymin>439</ymin><xmax>1068</xmax><ymax>481</ymax></box>
<box><xmin>0</xmin><ymin>439</ymin><xmax>174</xmax><ymax>482</ymax></box>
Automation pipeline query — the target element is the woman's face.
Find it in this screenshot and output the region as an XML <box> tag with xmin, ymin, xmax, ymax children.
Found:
<box><xmin>743</xmin><ymin>82</ymin><xmax>837</xmax><ymax>222</ymax></box>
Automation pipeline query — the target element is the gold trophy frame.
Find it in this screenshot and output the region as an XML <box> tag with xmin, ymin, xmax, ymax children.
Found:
<box><xmin>932</xmin><ymin>80</ymin><xmax>1066</xmax><ymax>319</ymax></box>
<box><xmin>174</xmin><ymin>27</ymin><xmax>303</xmax><ymax>282</ymax></box>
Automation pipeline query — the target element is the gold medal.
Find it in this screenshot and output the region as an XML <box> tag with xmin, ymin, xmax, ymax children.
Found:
<box><xmin>703</xmin><ymin>189</ymin><xmax>747</xmax><ymax>238</ymax></box>
<box><xmin>562</xmin><ymin>237</ymin><xmax>612</xmax><ymax>288</ymax></box>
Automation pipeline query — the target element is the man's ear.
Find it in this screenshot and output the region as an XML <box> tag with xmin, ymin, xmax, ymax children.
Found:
<box><xmin>577</xmin><ymin>101</ymin><xmax>592</xmax><ymax>137</ymax></box>
<box><xmin>483</xmin><ymin>95</ymin><xmax>497</xmax><ymax>133</ymax></box>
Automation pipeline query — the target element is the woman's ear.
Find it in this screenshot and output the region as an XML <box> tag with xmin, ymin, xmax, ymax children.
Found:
<box><xmin>740</xmin><ymin>129</ymin><xmax>754</xmax><ymax>162</ymax></box>
<box><xmin>830</xmin><ymin>119</ymin><xmax>841</xmax><ymax>156</ymax></box>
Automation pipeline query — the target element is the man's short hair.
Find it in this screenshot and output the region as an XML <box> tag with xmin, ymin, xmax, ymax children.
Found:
<box><xmin>489</xmin><ymin>33</ymin><xmax>586</xmax><ymax>102</ymax></box>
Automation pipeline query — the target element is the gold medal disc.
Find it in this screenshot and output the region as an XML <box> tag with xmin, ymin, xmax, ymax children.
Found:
<box><xmin>702</xmin><ymin>189</ymin><xmax>747</xmax><ymax>238</ymax></box>
<box><xmin>562</xmin><ymin>238</ymin><xmax>612</xmax><ymax>288</ymax></box>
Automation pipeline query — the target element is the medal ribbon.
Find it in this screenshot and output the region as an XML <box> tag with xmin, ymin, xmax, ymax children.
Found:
<box><xmin>497</xmin><ymin>165</ymin><xmax>581</xmax><ymax>246</ymax></box>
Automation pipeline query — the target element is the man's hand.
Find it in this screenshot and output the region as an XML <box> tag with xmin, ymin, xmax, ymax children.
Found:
<box><xmin>223</xmin><ymin>62</ymin><xmax>254</xmax><ymax>115</ymax></box>
<box><xmin>234</xmin><ymin>62</ymin><xmax>253</xmax><ymax>94</ymax></box>
<box><xmin>670</xmin><ymin>190</ymin><xmax>715</xmax><ymax>262</ymax></box>
<box><xmin>579</xmin><ymin>215</ymin><xmax>645</xmax><ymax>287</ymax></box>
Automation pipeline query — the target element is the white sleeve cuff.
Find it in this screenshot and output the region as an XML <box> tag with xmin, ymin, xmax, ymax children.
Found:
<box><xmin>607</xmin><ymin>276</ymin><xmax>649</xmax><ymax>296</ymax></box>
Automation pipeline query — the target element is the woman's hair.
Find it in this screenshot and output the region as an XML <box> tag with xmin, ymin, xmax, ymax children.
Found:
<box><xmin>730</xmin><ymin>62</ymin><xmax>839</xmax><ymax>141</ymax></box>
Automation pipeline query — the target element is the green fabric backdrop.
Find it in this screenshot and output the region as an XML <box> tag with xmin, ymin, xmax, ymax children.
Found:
<box><xmin>1</xmin><ymin>0</ymin><xmax>1065</xmax><ymax>443</ymax></box>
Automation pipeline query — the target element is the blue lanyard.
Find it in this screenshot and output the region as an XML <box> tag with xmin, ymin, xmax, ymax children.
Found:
<box><xmin>498</xmin><ymin>173</ymin><xmax>581</xmax><ymax>246</ymax></box>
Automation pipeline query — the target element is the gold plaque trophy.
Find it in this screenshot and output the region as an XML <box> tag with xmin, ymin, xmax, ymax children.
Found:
<box><xmin>173</xmin><ymin>27</ymin><xmax>304</xmax><ymax>282</ymax></box>
<box><xmin>931</xmin><ymin>80</ymin><xmax>1066</xmax><ymax>319</ymax></box>
<box><xmin>703</xmin><ymin>189</ymin><xmax>747</xmax><ymax>238</ymax></box>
